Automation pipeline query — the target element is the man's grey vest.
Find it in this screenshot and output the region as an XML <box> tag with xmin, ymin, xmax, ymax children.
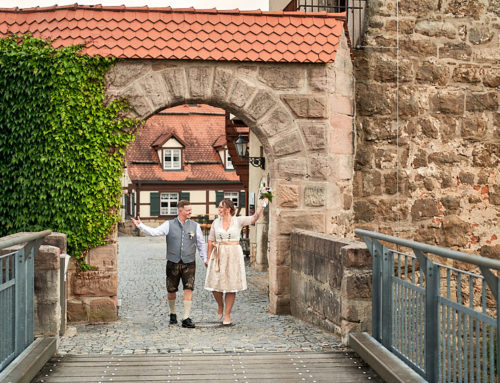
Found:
<box><xmin>166</xmin><ymin>218</ymin><xmax>198</xmax><ymax>263</ymax></box>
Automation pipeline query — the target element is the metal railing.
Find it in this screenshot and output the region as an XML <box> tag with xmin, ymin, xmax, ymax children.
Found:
<box><xmin>355</xmin><ymin>229</ymin><xmax>499</xmax><ymax>383</ymax></box>
<box><xmin>0</xmin><ymin>230</ymin><xmax>51</xmax><ymax>372</ymax></box>
<box><xmin>283</xmin><ymin>0</ymin><xmax>367</xmax><ymax>48</ymax></box>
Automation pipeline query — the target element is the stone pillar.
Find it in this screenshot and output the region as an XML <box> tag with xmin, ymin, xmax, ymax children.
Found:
<box><xmin>262</xmin><ymin>31</ymin><xmax>354</xmax><ymax>314</ymax></box>
<box><xmin>328</xmin><ymin>31</ymin><xmax>355</xmax><ymax>238</ymax></box>
<box><xmin>339</xmin><ymin>244</ymin><xmax>373</xmax><ymax>344</ymax></box>
<box><xmin>67</xmin><ymin>229</ymin><xmax>118</xmax><ymax>323</ymax></box>
<box><xmin>34</xmin><ymin>245</ymin><xmax>61</xmax><ymax>337</ymax></box>
<box><xmin>255</xmin><ymin>219</ymin><xmax>269</xmax><ymax>271</ymax></box>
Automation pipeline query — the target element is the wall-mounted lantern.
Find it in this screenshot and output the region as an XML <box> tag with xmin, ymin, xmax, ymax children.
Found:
<box><xmin>234</xmin><ymin>135</ymin><xmax>265</xmax><ymax>170</ymax></box>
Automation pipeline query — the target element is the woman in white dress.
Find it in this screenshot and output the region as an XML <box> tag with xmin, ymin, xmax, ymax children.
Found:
<box><xmin>204</xmin><ymin>197</ymin><xmax>268</xmax><ymax>325</ymax></box>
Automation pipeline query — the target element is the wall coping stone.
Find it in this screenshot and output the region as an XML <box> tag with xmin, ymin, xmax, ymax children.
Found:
<box><xmin>292</xmin><ymin>228</ymin><xmax>363</xmax><ymax>249</ymax></box>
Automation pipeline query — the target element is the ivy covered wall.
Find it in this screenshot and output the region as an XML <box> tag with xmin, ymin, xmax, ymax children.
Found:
<box><xmin>0</xmin><ymin>35</ymin><xmax>140</xmax><ymax>268</ymax></box>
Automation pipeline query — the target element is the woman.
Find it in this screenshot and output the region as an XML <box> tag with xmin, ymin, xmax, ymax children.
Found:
<box><xmin>204</xmin><ymin>197</ymin><xmax>268</xmax><ymax>325</ymax></box>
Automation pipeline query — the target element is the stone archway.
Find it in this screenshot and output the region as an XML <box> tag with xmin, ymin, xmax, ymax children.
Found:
<box><xmin>106</xmin><ymin>34</ymin><xmax>354</xmax><ymax>314</ymax></box>
<box><xmin>0</xmin><ymin>1</ymin><xmax>355</xmax><ymax>319</ymax></box>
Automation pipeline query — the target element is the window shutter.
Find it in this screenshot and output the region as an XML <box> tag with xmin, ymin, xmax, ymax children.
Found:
<box><xmin>215</xmin><ymin>191</ymin><xmax>224</xmax><ymax>207</ymax></box>
<box><xmin>124</xmin><ymin>196</ymin><xmax>129</xmax><ymax>217</ymax></box>
<box><xmin>131</xmin><ymin>194</ymin><xmax>135</xmax><ymax>217</ymax></box>
<box><xmin>150</xmin><ymin>192</ymin><xmax>160</xmax><ymax>216</ymax></box>
<box><xmin>180</xmin><ymin>192</ymin><xmax>190</xmax><ymax>201</ymax></box>
<box><xmin>239</xmin><ymin>191</ymin><xmax>246</xmax><ymax>208</ymax></box>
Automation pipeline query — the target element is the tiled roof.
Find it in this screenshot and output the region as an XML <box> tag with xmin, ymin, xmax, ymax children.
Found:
<box><xmin>0</xmin><ymin>5</ymin><xmax>345</xmax><ymax>63</ymax></box>
<box><xmin>127</xmin><ymin>104</ymin><xmax>241</xmax><ymax>183</ymax></box>
<box><xmin>212</xmin><ymin>134</ymin><xmax>227</xmax><ymax>149</ymax></box>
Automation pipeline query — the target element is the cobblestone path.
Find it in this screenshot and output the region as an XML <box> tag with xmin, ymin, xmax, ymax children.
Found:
<box><xmin>58</xmin><ymin>235</ymin><xmax>344</xmax><ymax>355</ymax></box>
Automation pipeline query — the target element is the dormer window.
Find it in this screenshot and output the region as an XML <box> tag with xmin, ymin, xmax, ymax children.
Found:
<box><xmin>225</xmin><ymin>149</ymin><xmax>234</xmax><ymax>170</ymax></box>
<box><xmin>153</xmin><ymin>134</ymin><xmax>185</xmax><ymax>171</ymax></box>
<box><xmin>163</xmin><ymin>148</ymin><xmax>182</xmax><ymax>170</ymax></box>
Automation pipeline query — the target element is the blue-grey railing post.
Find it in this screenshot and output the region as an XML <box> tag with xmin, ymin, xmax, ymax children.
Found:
<box><xmin>425</xmin><ymin>261</ymin><xmax>440</xmax><ymax>382</ymax></box>
<box><xmin>497</xmin><ymin>277</ymin><xmax>500</xmax><ymax>380</ymax></box>
<box><xmin>381</xmin><ymin>246</ymin><xmax>393</xmax><ymax>348</ymax></box>
<box><xmin>371</xmin><ymin>238</ymin><xmax>383</xmax><ymax>341</ymax></box>
<box><xmin>26</xmin><ymin>242</ymin><xmax>35</xmax><ymax>350</ymax></box>
<box><xmin>14</xmin><ymin>247</ymin><xmax>28</xmax><ymax>355</ymax></box>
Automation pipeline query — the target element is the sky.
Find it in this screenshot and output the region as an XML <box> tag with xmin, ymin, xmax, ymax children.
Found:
<box><xmin>2</xmin><ymin>0</ymin><xmax>269</xmax><ymax>10</ymax></box>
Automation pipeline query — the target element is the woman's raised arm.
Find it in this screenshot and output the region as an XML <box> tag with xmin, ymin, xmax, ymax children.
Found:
<box><xmin>250</xmin><ymin>197</ymin><xmax>268</xmax><ymax>225</ymax></box>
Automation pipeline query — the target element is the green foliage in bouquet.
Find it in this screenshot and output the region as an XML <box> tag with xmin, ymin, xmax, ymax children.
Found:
<box><xmin>259</xmin><ymin>187</ymin><xmax>274</xmax><ymax>203</ymax></box>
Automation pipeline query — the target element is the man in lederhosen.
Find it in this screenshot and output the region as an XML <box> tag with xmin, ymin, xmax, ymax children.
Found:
<box><xmin>132</xmin><ymin>200</ymin><xmax>207</xmax><ymax>328</ymax></box>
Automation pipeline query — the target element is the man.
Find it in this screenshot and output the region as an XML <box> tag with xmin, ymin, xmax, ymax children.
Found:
<box><xmin>131</xmin><ymin>200</ymin><xmax>207</xmax><ymax>328</ymax></box>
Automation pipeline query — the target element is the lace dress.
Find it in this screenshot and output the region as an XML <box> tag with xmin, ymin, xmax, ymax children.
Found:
<box><xmin>204</xmin><ymin>216</ymin><xmax>252</xmax><ymax>293</ymax></box>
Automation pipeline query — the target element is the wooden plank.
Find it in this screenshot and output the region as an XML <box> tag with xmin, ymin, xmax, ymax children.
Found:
<box><xmin>33</xmin><ymin>352</ymin><xmax>381</xmax><ymax>382</ymax></box>
<box><xmin>52</xmin><ymin>352</ymin><xmax>360</xmax><ymax>363</ymax></box>
<box><xmin>44</xmin><ymin>357</ymin><xmax>365</xmax><ymax>366</ymax></box>
<box><xmin>56</xmin><ymin>352</ymin><xmax>347</xmax><ymax>359</ymax></box>
<box><xmin>33</xmin><ymin>377</ymin><xmax>371</xmax><ymax>383</ymax></box>
<box><xmin>36</xmin><ymin>366</ymin><xmax>365</xmax><ymax>376</ymax></box>
<box><xmin>33</xmin><ymin>371</ymin><xmax>372</xmax><ymax>382</ymax></box>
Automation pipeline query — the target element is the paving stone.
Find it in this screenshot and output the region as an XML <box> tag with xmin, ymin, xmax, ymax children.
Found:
<box><xmin>58</xmin><ymin>235</ymin><xmax>342</xmax><ymax>355</ymax></box>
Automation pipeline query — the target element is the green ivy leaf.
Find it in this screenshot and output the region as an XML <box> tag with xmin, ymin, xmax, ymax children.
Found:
<box><xmin>0</xmin><ymin>34</ymin><xmax>141</xmax><ymax>269</ymax></box>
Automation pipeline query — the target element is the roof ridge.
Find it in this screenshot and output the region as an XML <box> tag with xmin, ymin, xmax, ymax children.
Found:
<box><xmin>0</xmin><ymin>4</ymin><xmax>346</xmax><ymax>19</ymax></box>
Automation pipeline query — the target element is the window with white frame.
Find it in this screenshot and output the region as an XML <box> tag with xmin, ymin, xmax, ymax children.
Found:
<box><xmin>225</xmin><ymin>149</ymin><xmax>234</xmax><ymax>170</ymax></box>
<box><xmin>161</xmin><ymin>193</ymin><xmax>178</xmax><ymax>215</ymax></box>
<box><xmin>224</xmin><ymin>192</ymin><xmax>239</xmax><ymax>207</ymax></box>
<box><xmin>163</xmin><ymin>149</ymin><xmax>181</xmax><ymax>170</ymax></box>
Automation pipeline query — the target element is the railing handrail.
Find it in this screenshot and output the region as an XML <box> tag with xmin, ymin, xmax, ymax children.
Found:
<box><xmin>355</xmin><ymin>228</ymin><xmax>500</xmax><ymax>271</ymax></box>
<box><xmin>0</xmin><ymin>230</ymin><xmax>52</xmax><ymax>251</ymax></box>
<box><xmin>358</xmin><ymin>228</ymin><xmax>499</xmax><ymax>382</ymax></box>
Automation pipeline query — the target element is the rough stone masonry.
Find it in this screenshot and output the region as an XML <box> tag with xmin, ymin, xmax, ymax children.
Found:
<box><xmin>353</xmin><ymin>0</ymin><xmax>499</xmax><ymax>259</ymax></box>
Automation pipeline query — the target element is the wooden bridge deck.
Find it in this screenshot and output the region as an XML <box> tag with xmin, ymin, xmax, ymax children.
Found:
<box><xmin>32</xmin><ymin>351</ymin><xmax>381</xmax><ymax>382</ymax></box>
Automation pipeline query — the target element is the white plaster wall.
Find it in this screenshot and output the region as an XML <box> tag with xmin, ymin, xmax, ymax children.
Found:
<box><xmin>191</xmin><ymin>205</ymin><xmax>206</xmax><ymax>216</ymax></box>
<box><xmin>269</xmin><ymin>0</ymin><xmax>289</xmax><ymax>11</ymax></box>
<box><xmin>189</xmin><ymin>190</ymin><xmax>206</xmax><ymax>203</ymax></box>
<box><xmin>141</xmin><ymin>191</ymin><xmax>151</xmax><ymax>203</ymax></box>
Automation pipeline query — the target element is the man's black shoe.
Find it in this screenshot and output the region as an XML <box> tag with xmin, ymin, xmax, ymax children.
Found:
<box><xmin>181</xmin><ymin>318</ymin><xmax>195</xmax><ymax>328</ymax></box>
<box><xmin>169</xmin><ymin>314</ymin><xmax>177</xmax><ymax>325</ymax></box>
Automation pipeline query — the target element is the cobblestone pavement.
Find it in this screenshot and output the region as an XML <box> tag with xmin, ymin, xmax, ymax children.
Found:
<box><xmin>57</xmin><ymin>235</ymin><xmax>343</xmax><ymax>355</ymax></box>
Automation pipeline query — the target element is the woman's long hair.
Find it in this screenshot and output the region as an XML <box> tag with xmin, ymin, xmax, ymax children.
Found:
<box><xmin>219</xmin><ymin>198</ymin><xmax>236</xmax><ymax>216</ymax></box>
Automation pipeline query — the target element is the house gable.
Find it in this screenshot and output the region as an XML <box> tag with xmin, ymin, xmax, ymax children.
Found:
<box><xmin>162</xmin><ymin>138</ymin><xmax>184</xmax><ymax>149</ymax></box>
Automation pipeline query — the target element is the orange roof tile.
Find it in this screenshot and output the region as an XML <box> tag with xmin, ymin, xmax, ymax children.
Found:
<box><xmin>0</xmin><ymin>5</ymin><xmax>345</xmax><ymax>63</ymax></box>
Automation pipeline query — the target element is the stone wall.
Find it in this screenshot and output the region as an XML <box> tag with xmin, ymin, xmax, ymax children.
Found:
<box><xmin>290</xmin><ymin>229</ymin><xmax>372</xmax><ymax>344</ymax></box>
<box><xmin>66</xmin><ymin>230</ymin><xmax>118</xmax><ymax>323</ymax></box>
<box><xmin>353</xmin><ymin>0</ymin><xmax>499</xmax><ymax>256</ymax></box>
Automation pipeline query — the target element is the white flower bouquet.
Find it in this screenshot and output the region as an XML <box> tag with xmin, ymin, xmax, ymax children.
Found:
<box><xmin>259</xmin><ymin>186</ymin><xmax>275</xmax><ymax>203</ymax></box>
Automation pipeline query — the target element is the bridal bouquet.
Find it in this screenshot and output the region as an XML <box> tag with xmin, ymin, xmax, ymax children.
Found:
<box><xmin>259</xmin><ymin>186</ymin><xmax>275</xmax><ymax>203</ymax></box>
